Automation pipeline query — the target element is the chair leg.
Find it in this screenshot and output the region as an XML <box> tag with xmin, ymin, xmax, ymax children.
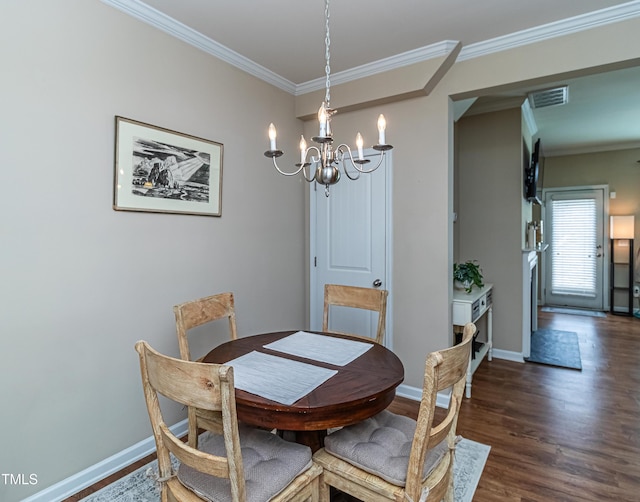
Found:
<box><xmin>187</xmin><ymin>407</ymin><xmax>198</xmax><ymax>449</ymax></box>
<box><xmin>311</xmin><ymin>477</ymin><xmax>320</xmax><ymax>502</ymax></box>
<box><xmin>318</xmin><ymin>473</ymin><xmax>331</xmax><ymax>502</ymax></box>
<box><xmin>444</xmin><ymin>469</ymin><xmax>454</xmax><ymax>502</ymax></box>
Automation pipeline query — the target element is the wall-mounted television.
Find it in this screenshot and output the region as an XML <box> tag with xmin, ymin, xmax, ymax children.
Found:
<box><xmin>524</xmin><ymin>138</ymin><xmax>542</xmax><ymax>204</ymax></box>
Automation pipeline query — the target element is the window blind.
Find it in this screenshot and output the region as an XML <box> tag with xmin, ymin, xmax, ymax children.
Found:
<box><xmin>550</xmin><ymin>198</ymin><xmax>597</xmax><ymax>297</ymax></box>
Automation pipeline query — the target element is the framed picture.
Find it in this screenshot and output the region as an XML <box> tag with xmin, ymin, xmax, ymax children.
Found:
<box><xmin>114</xmin><ymin>116</ymin><xmax>223</xmax><ymax>216</ymax></box>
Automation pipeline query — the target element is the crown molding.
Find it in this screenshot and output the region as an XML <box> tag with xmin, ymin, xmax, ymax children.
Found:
<box><xmin>464</xmin><ymin>96</ymin><xmax>527</xmax><ymax>117</ymax></box>
<box><xmin>295</xmin><ymin>41</ymin><xmax>459</xmax><ymax>96</ymax></box>
<box><xmin>102</xmin><ymin>0</ymin><xmax>640</xmax><ymax>95</ymax></box>
<box><xmin>100</xmin><ymin>0</ymin><xmax>297</xmax><ymax>94</ymax></box>
<box><xmin>545</xmin><ymin>140</ymin><xmax>640</xmax><ymax>157</ymax></box>
<box><xmin>457</xmin><ymin>0</ymin><xmax>640</xmax><ymax>61</ymax></box>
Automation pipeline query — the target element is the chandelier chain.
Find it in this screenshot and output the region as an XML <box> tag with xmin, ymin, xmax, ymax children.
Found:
<box><xmin>263</xmin><ymin>0</ymin><xmax>392</xmax><ymax>197</ymax></box>
<box><xmin>324</xmin><ymin>0</ymin><xmax>331</xmax><ymax>106</ymax></box>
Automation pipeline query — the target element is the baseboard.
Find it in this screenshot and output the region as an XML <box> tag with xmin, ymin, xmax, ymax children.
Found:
<box><xmin>396</xmin><ymin>383</ymin><xmax>421</xmax><ymax>402</ymax></box>
<box><xmin>491</xmin><ymin>348</ymin><xmax>525</xmax><ymax>363</ymax></box>
<box><xmin>22</xmin><ymin>419</ymin><xmax>188</xmax><ymax>502</ymax></box>
<box><xmin>396</xmin><ymin>352</ymin><xmax>524</xmax><ymax>410</ymax></box>
<box><xmin>396</xmin><ymin>383</ymin><xmax>451</xmax><ymax>408</ymax></box>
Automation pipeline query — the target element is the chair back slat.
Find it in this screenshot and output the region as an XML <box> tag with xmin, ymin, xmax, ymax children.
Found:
<box><xmin>143</xmin><ymin>342</ymin><xmax>226</xmax><ymax>411</ymax></box>
<box><xmin>160</xmin><ymin>423</ymin><xmax>230</xmax><ymax>478</ymax></box>
<box><xmin>174</xmin><ymin>292</ymin><xmax>237</xmax><ymax>361</ymax></box>
<box><xmin>322</xmin><ymin>284</ymin><xmax>388</xmax><ymax>344</ymax></box>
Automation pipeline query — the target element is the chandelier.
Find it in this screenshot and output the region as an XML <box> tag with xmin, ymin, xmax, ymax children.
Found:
<box><xmin>264</xmin><ymin>0</ymin><xmax>393</xmax><ymax>197</ymax></box>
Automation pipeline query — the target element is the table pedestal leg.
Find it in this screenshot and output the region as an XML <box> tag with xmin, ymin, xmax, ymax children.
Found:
<box><xmin>293</xmin><ymin>430</ymin><xmax>327</xmax><ymax>453</ymax></box>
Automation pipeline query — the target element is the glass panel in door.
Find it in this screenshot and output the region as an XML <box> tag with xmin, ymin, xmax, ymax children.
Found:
<box><xmin>544</xmin><ymin>187</ymin><xmax>605</xmax><ymax>310</ymax></box>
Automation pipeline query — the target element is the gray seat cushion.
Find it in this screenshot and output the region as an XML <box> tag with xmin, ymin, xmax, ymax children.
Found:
<box><xmin>324</xmin><ymin>409</ymin><xmax>448</xmax><ymax>486</ymax></box>
<box><xmin>178</xmin><ymin>425</ymin><xmax>313</xmax><ymax>502</ymax></box>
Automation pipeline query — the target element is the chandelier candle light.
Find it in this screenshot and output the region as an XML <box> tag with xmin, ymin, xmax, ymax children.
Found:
<box><xmin>264</xmin><ymin>0</ymin><xmax>393</xmax><ymax>197</ymax></box>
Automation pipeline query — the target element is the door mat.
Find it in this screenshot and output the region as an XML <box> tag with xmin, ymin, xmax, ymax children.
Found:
<box><xmin>540</xmin><ymin>307</ymin><xmax>606</xmax><ymax>318</ymax></box>
<box><xmin>526</xmin><ymin>328</ymin><xmax>582</xmax><ymax>370</ymax></box>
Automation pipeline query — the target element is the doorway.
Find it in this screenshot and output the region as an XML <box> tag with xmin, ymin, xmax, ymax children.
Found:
<box><xmin>542</xmin><ymin>186</ymin><xmax>608</xmax><ymax>310</ymax></box>
<box><xmin>309</xmin><ymin>149</ymin><xmax>393</xmax><ymax>345</ymax></box>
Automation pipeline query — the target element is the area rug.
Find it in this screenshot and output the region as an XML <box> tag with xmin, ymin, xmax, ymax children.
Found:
<box><xmin>526</xmin><ymin>328</ymin><xmax>582</xmax><ymax>370</ymax></box>
<box><xmin>80</xmin><ymin>438</ymin><xmax>490</xmax><ymax>502</ymax></box>
<box><xmin>540</xmin><ymin>306</ymin><xmax>606</xmax><ymax>318</ymax></box>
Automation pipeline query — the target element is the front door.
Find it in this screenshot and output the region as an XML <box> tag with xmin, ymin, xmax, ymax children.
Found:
<box><xmin>310</xmin><ymin>149</ymin><xmax>391</xmax><ymax>342</ymax></box>
<box><xmin>543</xmin><ymin>186</ymin><xmax>606</xmax><ymax>310</ymax></box>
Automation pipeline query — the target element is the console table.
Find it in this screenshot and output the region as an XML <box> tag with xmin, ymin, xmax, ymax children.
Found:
<box><xmin>452</xmin><ymin>283</ymin><xmax>493</xmax><ymax>398</ymax></box>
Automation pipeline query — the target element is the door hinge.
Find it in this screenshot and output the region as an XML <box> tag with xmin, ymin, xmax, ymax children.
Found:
<box><xmin>314</xmin><ymin>256</ymin><xmax>317</xmax><ymax>267</ymax></box>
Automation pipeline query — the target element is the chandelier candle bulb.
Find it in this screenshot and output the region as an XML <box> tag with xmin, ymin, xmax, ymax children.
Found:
<box><xmin>268</xmin><ymin>123</ymin><xmax>277</xmax><ymax>151</ymax></box>
<box><xmin>356</xmin><ymin>133</ymin><xmax>364</xmax><ymax>160</ymax></box>
<box><xmin>299</xmin><ymin>136</ymin><xmax>307</xmax><ymax>163</ymax></box>
<box><xmin>377</xmin><ymin>114</ymin><xmax>386</xmax><ymax>145</ymax></box>
<box><xmin>319</xmin><ymin>104</ymin><xmax>328</xmax><ymax>137</ymax></box>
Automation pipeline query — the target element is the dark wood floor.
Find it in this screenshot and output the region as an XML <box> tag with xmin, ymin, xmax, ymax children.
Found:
<box><xmin>388</xmin><ymin>310</ymin><xmax>640</xmax><ymax>501</ymax></box>
<box><xmin>65</xmin><ymin>310</ymin><xmax>640</xmax><ymax>501</ymax></box>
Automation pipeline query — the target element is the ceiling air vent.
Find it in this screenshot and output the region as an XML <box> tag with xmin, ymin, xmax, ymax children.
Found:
<box><xmin>528</xmin><ymin>86</ymin><xmax>569</xmax><ymax>109</ymax></box>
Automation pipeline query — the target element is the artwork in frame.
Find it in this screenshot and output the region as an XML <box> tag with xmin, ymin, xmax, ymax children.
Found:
<box><xmin>114</xmin><ymin>116</ymin><xmax>223</xmax><ymax>216</ymax></box>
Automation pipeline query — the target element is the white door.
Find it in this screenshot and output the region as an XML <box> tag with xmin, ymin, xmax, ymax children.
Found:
<box><xmin>543</xmin><ymin>187</ymin><xmax>606</xmax><ymax>310</ymax></box>
<box><xmin>310</xmin><ymin>149</ymin><xmax>391</xmax><ymax>342</ymax></box>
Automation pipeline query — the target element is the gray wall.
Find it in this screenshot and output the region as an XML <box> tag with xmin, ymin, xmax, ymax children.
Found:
<box><xmin>456</xmin><ymin>108</ymin><xmax>526</xmax><ymax>353</ymax></box>
<box><xmin>0</xmin><ymin>1</ymin><xmax>304</xmax><ymax>500</ymax></box>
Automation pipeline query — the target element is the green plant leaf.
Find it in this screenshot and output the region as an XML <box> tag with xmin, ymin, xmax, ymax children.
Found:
<box><xmin>453</xmin><ymin>261</ymin><xmax>484</xmax><ymax>293</ymax></box>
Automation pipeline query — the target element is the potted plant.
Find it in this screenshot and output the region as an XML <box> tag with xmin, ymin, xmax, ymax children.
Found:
<box><xmin>453</xmin><ymin>261</ymin><xmax>484</xmax><ymax>293</ymax></box>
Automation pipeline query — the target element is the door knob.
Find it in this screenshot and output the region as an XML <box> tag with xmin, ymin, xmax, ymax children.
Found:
<box><xmin>373</xmin><ymin>279</ymin><xmax>382</xmax><ymax>288</ymax></box>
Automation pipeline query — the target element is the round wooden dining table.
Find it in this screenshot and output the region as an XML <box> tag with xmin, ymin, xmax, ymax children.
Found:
<box><xmin>202</xmin><ymin>330</ymin><xmax>404</xmax><ymax>451</ymax></box>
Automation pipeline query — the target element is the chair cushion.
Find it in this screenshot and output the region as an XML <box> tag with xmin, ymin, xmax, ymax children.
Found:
<box><xmin>178</xmin><ymin>425</ymin><xmax>313</xmax><ymax>502</ymax></box>
<box><xmin>323</xmin><ymin>409</ymin><xmax>448</xmax><ymax>486</ymax></box>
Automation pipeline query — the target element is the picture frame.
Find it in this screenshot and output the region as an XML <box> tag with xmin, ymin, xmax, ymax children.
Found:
<box><xmin>114</xmin><ymin>116</ymin><xmax>223</xmax><ymax>216</ymax></box>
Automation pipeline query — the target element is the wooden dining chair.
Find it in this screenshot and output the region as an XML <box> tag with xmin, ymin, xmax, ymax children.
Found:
<box><xmin>313</xmin><ymin>322</ymin><xmax>476</xmax><ymax>502</ymax></box>
<box><xmin>174</xmin><ymin>292</ymin><xmax>238</xmax><ymax>362</ymax></box>
<box><xmin>322</xmin><ymin>284</ymin><xmax>388</xmax><ymax>344</ymax></box>
<box><xmin>173</xmin><ymin>292</ymin><xmax>237</xmax><ymax>448</ymax></box>
<box><xmin>135</xmin><ymin>341</ymin><xmax>322</xmax><ymax>502</ymax></box>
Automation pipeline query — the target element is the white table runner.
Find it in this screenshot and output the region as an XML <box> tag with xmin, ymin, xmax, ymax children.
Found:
<box><xmin>264</xmin><ymin>331</ymin><xmax>373</xmax><ymax>366</ymax></box>
<box><xmin>225</xmin><ymin>350</ymin><xmax>337</xmax><ymax>405</ymax></box>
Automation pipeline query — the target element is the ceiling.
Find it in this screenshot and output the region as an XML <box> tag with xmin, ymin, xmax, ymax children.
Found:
<box><xmin>466</xmin><ymin>65</ymin><xmax>640</xmax><ymax>156</ymax></box>
<box><xmin>107</xmin><ymin>0</ymin><xmax>640</xmax><ymax>156</ymax></box>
